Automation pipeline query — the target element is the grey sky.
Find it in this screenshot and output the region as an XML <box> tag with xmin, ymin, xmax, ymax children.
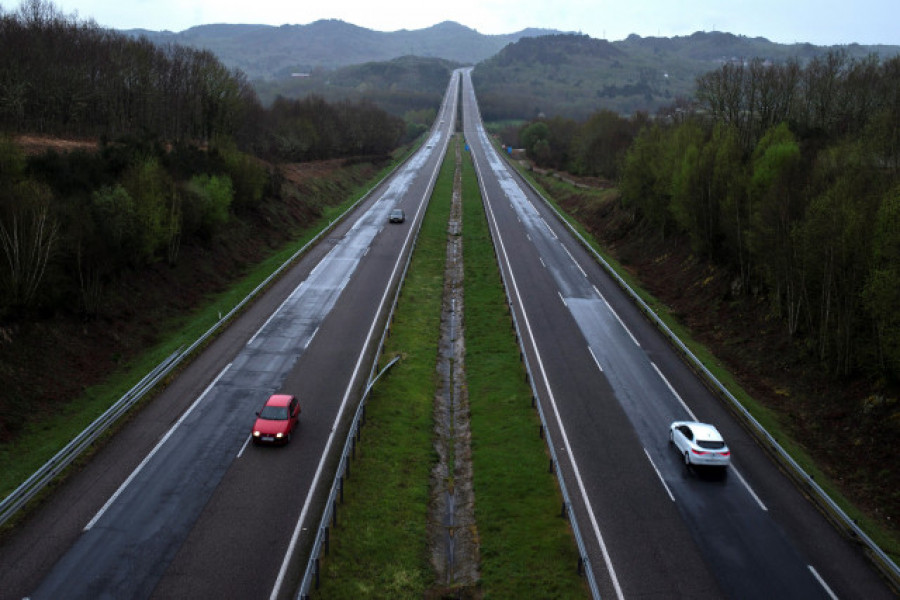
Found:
<box><xmin>23</xmin><ymin>0</ymin><xmax>900</xmax><ymax>46</ymax></box>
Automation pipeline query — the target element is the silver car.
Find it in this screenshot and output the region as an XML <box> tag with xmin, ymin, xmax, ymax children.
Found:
<box><xmin>669</xmin><ymin>421</ymin><xmax>731</xmax><ymax>468</ymax></box>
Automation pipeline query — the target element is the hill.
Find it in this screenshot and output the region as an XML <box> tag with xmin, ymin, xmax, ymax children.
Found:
<box><xmin>125</xmin><ymin>20</ymin><xmax>561</xmax><ymax>80</ymax></box>
<box><xmin>473</xmin><ymin>32</ymin><xmax>900</xmax><ymax>119</ymax></box>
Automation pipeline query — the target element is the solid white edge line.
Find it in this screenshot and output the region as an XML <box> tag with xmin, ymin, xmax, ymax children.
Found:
<box><xmin>475</xmin><ymin>149</ymin><xmax>625</xmax><ymax>600</ymax></box>
<box><xmin>539</xmin><ymin>257</ymin><xmax>546</xmax><ymax>268</ymax></box>
<box><xmin>587</xmin><ymin>346</ymin><xmax>604</xmax><ymax>373</ymax></box>
<box><xmin>558</xmin><ymin>290</ymin><xmax>568</xmax><ymax>307</ymax></box>
<box><xmin>269</xmin><ymin>122</ymin><xmax>447</xmax><ymax>600</ymax></box>
<box><xmin>808</xmin><ymin>565</ymin><xmax>839</xmax><ymax>600</ymax></box>
<box><xmin>84</xmin><ymin>364</ymin><xmax>232</xmax><ymax>531</ymax></box>
<box><xmin>731</xmin><ymin>466</ymin><xmax>768</xmax><ymax>511</ymax></box>
<box><xmin>643</xmin><ymin>448</ymin><xmax>675</xmax><ymax>502</ymax></box>
<box><xmin>650</xmin><ymin>362</ymin><xmax>696</xmax><ymax>421</ymax></box>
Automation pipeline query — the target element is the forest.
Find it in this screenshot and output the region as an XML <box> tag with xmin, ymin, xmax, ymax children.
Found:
<box><xmin>514</xmin><ymin>51</ymin><xmax>900</xmax><ymax>382</ymax></box>
<box><xmin>0</xmin><ymin>0</ymin><xmax>408</xmax><ymax>323</ymax></box>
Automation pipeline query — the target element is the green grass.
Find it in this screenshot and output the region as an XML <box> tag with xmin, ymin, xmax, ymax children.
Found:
<box><xmin>315</xmin><ymin>142</ymin><xmax>452</xmax><ymax>598</ymax></box>
<box><xmin>0</xmin><ymin>150</ymin><xmax>411</xmax><ymax>508</ymax></box>
<box><xmin>316</xmin><ymin>138</ymin><xmax>587</xmax><ymax>597</ymax></box>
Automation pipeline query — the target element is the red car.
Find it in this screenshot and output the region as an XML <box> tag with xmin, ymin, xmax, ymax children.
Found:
<box><xmin>252</xmin><ymin>394</ymin><xmax>300</xmax><ymax>444</ymax></box>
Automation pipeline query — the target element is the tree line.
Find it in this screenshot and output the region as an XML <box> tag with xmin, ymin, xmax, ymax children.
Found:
<box><xmin>620</xmin><ymin>52</ymin><xmax>900</xmax><ymax>378</ymax></box>
<box><xmin>0</xmin><ymin>0</ymin><xmax>409</xmax><ymax>320</ymax></box>
<box><xmin>513</xmin><ymin>51</ymin><xmax>899</xmax><ymax>380</ymax></box>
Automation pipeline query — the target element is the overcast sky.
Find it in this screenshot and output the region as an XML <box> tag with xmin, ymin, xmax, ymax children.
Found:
<box><xmin>23</xmin><ymin>0</ymin><xmax>900</xmax><ymax>46</ymax></box>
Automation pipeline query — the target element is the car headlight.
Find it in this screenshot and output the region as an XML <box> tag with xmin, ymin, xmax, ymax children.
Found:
<box><xmin>253</xmin><ymin>431</ymin><xmax>260</xmax><ymax>437</ymax></box>
<box><xmin>275</xmin><ymin>432</ymin><xmax>284</xmax><ymax>438</ymax></box>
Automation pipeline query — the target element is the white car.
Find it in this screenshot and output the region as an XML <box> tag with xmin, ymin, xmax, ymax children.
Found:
<box><xmin>669</xmin><ymin>421</ymin><xmax>731</xmax><ymax>468</ymax></box>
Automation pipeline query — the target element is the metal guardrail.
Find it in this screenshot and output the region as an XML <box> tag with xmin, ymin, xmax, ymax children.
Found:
<box><xmin>0</xmin><ymin>157</ymin><xmax>401</xmax><ymax>530</ymax></box>
<box><xmin>508</xmin><ymin>159</ymin><xmax>900</xmax><ymax>588</ymax></box>
<box><xmin>470</xmin><ymin>139</ymin><xmax>601</xmax><ymax>598</ymax></box>
<box><xmin>295</xmin><ymin>132</ymin><xmax>440</xmax><ymax>599</ymax></box>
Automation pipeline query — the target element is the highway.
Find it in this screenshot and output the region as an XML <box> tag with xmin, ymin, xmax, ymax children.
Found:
<box><xmin>460</xmin><ymin>68</ymin><xmax>893</xmax><ymax>599</ymax></box>
<box><xmin>0</xmin><ymin>73</ymin><xmax>460</xmax><ymax>600</ymax></box>
<box><xmin>1</xmin><ymin>67</ymin><xmax>894</xmax><ymax>600</ymax></box>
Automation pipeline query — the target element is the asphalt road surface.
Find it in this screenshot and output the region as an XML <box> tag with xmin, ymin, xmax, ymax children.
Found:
<box><xmin>460</xmin><ymin>67</ymin><xmax>894</xmax><ymax>600</ymax></box>
<box><xmin>2</xmin><ymin>67</ymin><xmax>894</xmax><ymax>600</ymax></box>
<box><xmin>0</xmin><ymin>73</ymin><xmax>460</xmax><ymax>600</ymax></box>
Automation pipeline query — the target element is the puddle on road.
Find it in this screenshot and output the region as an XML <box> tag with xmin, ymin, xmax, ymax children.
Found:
<box><xmin>427</xmin><ymin>138</ymin><xmax>480</xmax><ymax>596</ymax></box>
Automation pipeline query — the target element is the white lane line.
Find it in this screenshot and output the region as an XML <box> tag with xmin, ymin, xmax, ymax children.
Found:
<box><xmin>248</xmin><ymin>289</ymin><xmax>298</xmax><ymax>345</ymax></box>
<box><xmin>644</xmin><ymin>448</ymin><xmax>675</xmax><ymax>502</ymax></box>
<box><xmin>539</xmin><ymin>257</ymin><xmax>546</xmax><ymax>268</ymax></box>
<box><xmin>651</xmin><ymin>362</ymin><xmax>696</xmax><ymax>421</ymax></box>
<box><xmin>562</xmin><ymin>245</ymin><xmax>588</xmax><ymax>278</ymax></box>
<box><xmin>237</xmin><ymin>435</ymin><xmax>253</xmax><ymax>458</ymax></box>
<box><xmin>731</xmin><ymin>466</ymin><xmax>768</xmax><ymax>511</ymax></box>
<box><xmin>592</xmin><ymin>285</ymin><xmax>640</xmax><ymax>347</ymax></box>
<box><xmin>541</xmin><ymin>216</ymin><xmax>558</xmax><ymax>239</ymax></box>
<box><xmin>588</xmin><ymin>346</ymin><xmax>604</xmax><ymax>373</ymax></box>
<box><xmin>269</xmin><ymin>123</ymin><xmax>446</xmax><ymax>600</ymax></box>
<box><xmin>558</xmin><ymin>291</ymin><xmax>568</xmax><ymax>307</ymax></box>
<box><xmin>808</xmin><ymin>566</ymin><xmax>839</xmax><ymax>600</ymax></box>
<box><xmin>475</xmin><ymin>155</ymin><xmax>625</xmax><ymax>600</ymax></box>
<box><xmin>85</xmin><ymin>364</ymin><xmax>232</xmax><ymax>531</ymax></box>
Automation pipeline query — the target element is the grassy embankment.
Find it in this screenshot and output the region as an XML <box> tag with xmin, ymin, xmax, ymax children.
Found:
<box><xmin>315</xmin><ymin>137</ymin><xmax>587</xmax><ymax>597</ymax></box>
<box><xmin>0</xmin><ymin>150</ymin><xmax>409</xmax><ymax>507</ymax></box>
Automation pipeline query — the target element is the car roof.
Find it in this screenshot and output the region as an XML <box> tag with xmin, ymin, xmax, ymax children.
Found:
<box><xmin>673</xmin><ymin>420</ymin><xmax>724</xmax><ymax>442</ymax></box>
<box><xmin>265</xmin><ymin>394</ymin><xmax>294</xmax><ymax>407</ymax></box>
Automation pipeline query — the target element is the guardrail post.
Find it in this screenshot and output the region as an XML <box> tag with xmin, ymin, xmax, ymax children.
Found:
<box><xmin>539</xmin><ymin>424</ymin><xmax>544</xmax><ymax>439</ymax></box>
<box><xmin>340</xmin><ymin>476</ymin><xmax>344</xmax><ymax>503</ymax></box>
<box><xmin>577</xmin><ymin>556</ymin><xmax>584</xmax><ymax>575</ymax></box>
<box><xmin>549</xmin><ymin>458</ymin><xmax>555</xmax><ymax>474</ymax></box>
<box><xmin>324</xmin><ymin>526</ymin><xmax>330</xmax><ymax>556</ymax></box>
<box><xmin>332</xmin><ymin>499</ymin><xmax>338</xmax><ymax>527</ymax></box>
<box><xmin>560</xmin><ymin>501</ymin><xmax>567</xmax><ymax>518</ymax></box>
<box><xmin>315</xmin><ymin>557</ymin><xmax>321</xmax><ymax>589</ymax></box>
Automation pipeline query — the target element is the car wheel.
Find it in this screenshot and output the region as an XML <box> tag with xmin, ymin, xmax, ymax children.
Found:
<box><xmin>683</xmin><ymin>451</ymin><xmax>691</xmax><ymax>467</ymax></box>
<box><xmin>669</xmin><ymin>430</ymin><xmax>674</xmax><ymax>445</ymax></box>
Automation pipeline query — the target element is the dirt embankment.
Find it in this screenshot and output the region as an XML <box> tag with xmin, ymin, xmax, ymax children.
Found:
<box><xmin>536</xmin><ymin>171</ymin><xmax>899</xmax><ymax>546</ymax></box>
<box><xmin>0</xmin><ymin>141</ymin><xmax>383</xmax><ymax>442</ymax></box>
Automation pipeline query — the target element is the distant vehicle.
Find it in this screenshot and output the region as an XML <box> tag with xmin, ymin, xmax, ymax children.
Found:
<box><xmin>252</xmin><ymin>394</ymin><xmax>300</xmax><ymax>444</ymax></box>
<box><xmin>389</xmin><ymin>208</ymin><xmax>405</xmax><ymax>223</ymax></box>
<box><xmin>669</xmin><ymin>421</ymin><xmax>731</xmax><ymax>468</ymax></box>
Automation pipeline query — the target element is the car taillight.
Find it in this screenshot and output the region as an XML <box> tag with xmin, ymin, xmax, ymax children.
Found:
<box><xmin>719</xmin><ymin>451</ymin><xmax>731</xmax><ymax>457</ymax></box>
<box><xmin>691</xmin><ymin>448</ymin><xmax>708</xmax><ymax>455</ymax></box>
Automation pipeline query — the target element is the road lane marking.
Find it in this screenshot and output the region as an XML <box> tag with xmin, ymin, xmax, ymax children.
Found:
<box><xmin>592</xmin><ymin>285</ymin><xmax>640</xmax><ymax>348</ymax></box>
<box><xmin>562</xmin><ymin>244</ymin><xmax>587</xmax><ymax>278</ymax></box>
<box><xmin>237</xmin><ymin>435</ymin><xmax>253</xmax><ymax>458</ymax></box>
<box><xmin>85</xmin><ymin>364</ymin><xmax>232</xmax><ymax>531</ymax></box>
<box><xmin>650</xmin><ymin>362</ymin><xmax>696</xmax><ymax>421</ymax></box>
<box><xmin>588</xmin><ymin>346</ymin><xmax>604</xmax><ymax>372</ymax></box>
<box><xmin>808</xmin><ymin>565</ymin><xmax>839</xmax><ymax>600</ymax></box>
<box><xmin>474</xmin><ymin>152</ymin><xmax>625</xmax><ymax>600</ymax></box>
<box><xmin>731</xmin><ymin>466</ymin><xmax>768</xmax><ymax>511</ymax></box>
<box><xmin>270</xmin><ymin>120</ymin><xmax>447</xmax><ymax>600</ymax></box>
<box><xmin>644</xmin><ymin>448</ymin><xmax>675</xmax><ymax>502</ymax></box>
<box><xmin>558</xmin><ymin>291</ymin><xmax>568</xmax><ymax>307</ymax></box>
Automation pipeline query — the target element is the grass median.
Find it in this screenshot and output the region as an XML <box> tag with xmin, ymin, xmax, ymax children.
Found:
<box><xmin>314</xmin><ymin>138</ymin><xmax>587</xmax><ymax>597</ymax></box>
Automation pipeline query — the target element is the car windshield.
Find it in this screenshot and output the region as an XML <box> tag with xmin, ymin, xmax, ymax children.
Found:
<box><xmin>391</xmin><ymin>210</ymin><xmax>403</xmax><ymax>217</ymax></box>
<box><xmin>697</xmin><ymin>440</ymin><xmax>725</xmax><ymax>449</ymax></box>
<box><xmin>259</xmin><ymin>405</ymin><xmax>289</xmax><ymax>420</ymax></box>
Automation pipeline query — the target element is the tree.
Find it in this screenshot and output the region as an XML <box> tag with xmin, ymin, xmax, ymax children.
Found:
<box><xmin>750</xmin><ymin>123</ymin><xmax>804</xmax><ymax>335</ymax></box>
